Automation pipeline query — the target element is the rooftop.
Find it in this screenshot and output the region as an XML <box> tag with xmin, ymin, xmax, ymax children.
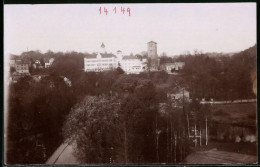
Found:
<box><xmin>122</xmin><ymin>55</ymin><xmax>139</xmax><ymax>60</ymax></box>
<box><xmin>85</xmin><ymin>53</ymin><xmax>117</xmax><ymax>59</ymax></box>
<box><xmin>147</xmin><ymin>41</ymin><xmax>157</xmax><ymax>44</ymax></box>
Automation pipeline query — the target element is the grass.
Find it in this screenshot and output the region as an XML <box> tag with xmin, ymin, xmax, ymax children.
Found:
<box><xmin>191</xmin><ymin>141</ymin><xmax>257</xmax><ymax>156</ymax></box>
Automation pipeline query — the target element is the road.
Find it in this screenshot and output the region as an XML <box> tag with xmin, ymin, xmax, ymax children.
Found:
<box><xmin>182</xmin><ymin>148</ymin><xmax>257</xmax><ymax>164</ymax></box>
<box><xmin>45</xmin><ymin>142</ymin><xmax>79</xmax><ymax>164</ymax></box>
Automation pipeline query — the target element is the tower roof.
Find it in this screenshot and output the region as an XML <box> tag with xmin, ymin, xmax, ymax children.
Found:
<box><xmin>101</xmin><ymin>43</ymin><xmax>105</xmax><ymax>48</ymax></box>
<box><xmin>147</xmin><ymin>41</ymin><xmax>157</xmax><ymax>44</ymax></box>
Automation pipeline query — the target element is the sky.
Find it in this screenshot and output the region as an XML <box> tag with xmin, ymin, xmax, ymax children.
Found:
<box><xmin>4</xmin><ymin>3</ymin><xmax>256</xmax><ymax>56</ymax></box>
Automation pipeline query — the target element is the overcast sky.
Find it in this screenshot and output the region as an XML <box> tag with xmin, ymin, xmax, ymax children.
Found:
<box><xmin>4</xmin><ymin>3</ymin><xmax>256</xmax><ymax>56</ymax></box>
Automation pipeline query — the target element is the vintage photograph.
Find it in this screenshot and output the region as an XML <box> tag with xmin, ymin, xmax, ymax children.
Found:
<box><xmin>4</xmin><ymin>3</ymin><xmax>257</xmax><ymax>165</ymax></box>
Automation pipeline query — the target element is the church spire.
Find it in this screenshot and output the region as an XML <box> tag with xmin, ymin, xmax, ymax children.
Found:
<box><xmin>100</xmin><ymin>42</ymin><xmax>106</xmax><ymax>53</ymax></box>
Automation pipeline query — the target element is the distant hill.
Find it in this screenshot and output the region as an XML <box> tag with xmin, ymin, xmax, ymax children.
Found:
<box><xmin>232</xmin><ymin>44</ymin><xmax>257</xmax><ymax>59</ymax></box>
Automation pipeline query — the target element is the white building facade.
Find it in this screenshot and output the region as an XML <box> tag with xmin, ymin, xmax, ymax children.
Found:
<box><xmin>45</xmin><ymin>58</ymin><xmax>55</xmax><ymax>68</ymax></box>
<box><xmin>84</xmin><ymin>44</ymin><xmax>147</xmax><ymax>74</ymax></box>
<box><xmin>161</xmin><ymin>62</ymin><xmax>185</xmax><ymax>74</ymax></box>
<box><xmin>84</xmin><ymin>53</ymin><xmax>118</xmax><ymax>72</ymax></box>
<box><xmin>120</xmin><ymin>56</ymin><xmax>147</xmax><ymax>74</ymax></box>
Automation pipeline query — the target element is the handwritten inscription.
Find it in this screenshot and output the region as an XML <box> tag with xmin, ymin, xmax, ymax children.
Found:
<box><xmin>99</xmin><ymin>7</ymin><xmax>131</xmax><ymax>16</ymax></box>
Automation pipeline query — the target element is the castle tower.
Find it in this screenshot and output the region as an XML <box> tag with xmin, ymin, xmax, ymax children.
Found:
<box><xmin>147</xmin><ymin>41</ymin><xmax>159</xmax><ymax>70</ymax></box>
<box><xmin>147</xmin><ymin>41</ymin><xmax>158</xmax><ymax>59</ymax></box>
<box><xmin>100</xmin><ymin>42</ymin><xmax>106</xmax><ymax>54</ymax></box>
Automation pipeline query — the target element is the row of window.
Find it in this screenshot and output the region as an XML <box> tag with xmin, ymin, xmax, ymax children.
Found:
<box><xmin>86</xmin><ymin>67</ymin><xmax>114</xmax><ymax>72</ymax></box>
<box><xmin>85</xmin><ymin>63</ymin><xmax>115</xmax><ymax>66</ymax></box>
<box><xmin>17</xmin><ymin>67</ymin><xmax>28</xmax><ymax>70</ymax></box>
<box><xmin>85</xmin><ymin>59</ymin><xmax>114</xmax><ymax>62</ymax></box>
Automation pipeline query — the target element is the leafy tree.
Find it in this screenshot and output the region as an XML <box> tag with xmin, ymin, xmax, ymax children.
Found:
<box><xmin>63</xmin><ymin>95</ymin><xmax>122</xmax><ymax>163</ymax></box>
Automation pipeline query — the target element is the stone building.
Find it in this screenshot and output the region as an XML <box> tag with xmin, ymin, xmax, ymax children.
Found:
<box><xmin>147</xmin><ymin>41</ymin><xmax>160</xmax><ymax>71</ymax></box>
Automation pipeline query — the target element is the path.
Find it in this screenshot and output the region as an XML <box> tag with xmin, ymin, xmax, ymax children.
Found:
<box><xmin>45</xmin><ymin>142</ymin><xmax>79</xmax><ymax>164</ymax></box>
<box><xmin>183</xmin><ymin>148</ymin><xmax>257</xmax><ymax>164</ymax></box>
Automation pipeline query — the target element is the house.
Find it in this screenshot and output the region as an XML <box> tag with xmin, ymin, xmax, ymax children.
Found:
<box><xmin>119</xmin><ymin>55</ymin><xmax>148</xmax><ymax>74</ymax></box>
<box><xmin>84</xmin><ymin>53</ymin><xmax>118</xmax><ymax>72</ymax></box>
<box><xmin>33</xmin><ymin>60</ymin><xmax>44</xmax><ymax>69</ymax></box>
<box><xmin>167</xmin><ymin>88</ymin><xmax>190</xmax><ymax>101</ymax></box>
<box><xmin>44</xmin><ymin>58</ymin><xmax>55</xmax><ymax>68</ymax></box>
<box><xmin>174</xmin><ymin>62</ymin><xmax>185</xmax><ymax>70</ymax></box>
<box><xmin>161</xmin><ymin>62</ymin><xmax>185</xmax><ymax>74</ymax></box>
<box><xmin>9</xmin><ymin>55</ymin><xmax>22</xmax><ymax>68</ymax></box>
<box><xmin>15</xmin><ymin>62</ymin><xmax>30</xmax><ymax>74</ymax></box>
<box><xmin>22</xmin><ymin>57</ymin><xmax>32</xmax><ymax>67</ymax></box>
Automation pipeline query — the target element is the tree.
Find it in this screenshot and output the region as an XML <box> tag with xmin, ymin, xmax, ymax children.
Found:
<box><xmin>7</xmin><ymin>75</ymin><xmax>76</xmax><ymax>164</ymax></box>
<box><xmin>10</xmin><ymin>67</ymin><xmax>16</xmax><ymax>74</ymax></box>
<box><xmin>63</xmin><ymin>95</ymin><xmax>123</xmax><ymax>163</ymax></box>
<box><xmin>116</xmin><ymin>67</ymin><xmax>124</xmax><ymax>74</ymax></box>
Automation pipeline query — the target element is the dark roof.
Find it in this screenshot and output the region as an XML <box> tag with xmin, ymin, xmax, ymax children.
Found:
<box><xmin>10</xmin><ymin>55</ymin><xmax>22</xmax><ymax>60</ymax></box>
<box><xmin>122</xmin><ymin>56</ymin><xmax>139</xmax><ymax>60</ymax></box>
<box><xmin>16</xmin><ymin>61</ymin><xmax>29</xmax><ymax>65</ymax></box>
<box><xmin>9</xmin><ymin>54</ymin><xmax>18</xmax><ymax>60</ymax></box>
<box><xmin>100</xmin><ymin>53</ymin><xmax>116</xmax><ymax>58</ymax></box>
<box><xmin>147</xmin><ymin>41</ymin><xmax>157</xmax><ymax>44</ymax></box>
<box><xmin>85</xmin><ymin>54</ymin><xmax>97</xmax><ymax>59</ymax></box>
<box><xmin>85</xmin><ymin>53</ymin><xmax>116</xmax><ymax>59</ymax></box>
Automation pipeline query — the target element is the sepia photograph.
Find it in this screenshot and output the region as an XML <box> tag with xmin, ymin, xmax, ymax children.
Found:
<box><xmin>4</xmin><ymin>3</ymin><xmax>257</xmax><ymax>165</ymax></box>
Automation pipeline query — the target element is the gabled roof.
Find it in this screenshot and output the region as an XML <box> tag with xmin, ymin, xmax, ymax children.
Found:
<box><xmin>147</xmin><ymin>41</ymin><xmax>157</xmax><ymax>44</ymax></box>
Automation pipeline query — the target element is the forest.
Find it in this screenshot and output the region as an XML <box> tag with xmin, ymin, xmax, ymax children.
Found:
<box><xmin>6</xmin><ymin>44</ymin><xmax>256</xmax><ymax>164</ymax></box>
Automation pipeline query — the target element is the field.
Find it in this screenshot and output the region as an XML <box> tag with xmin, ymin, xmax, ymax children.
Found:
<box><xmin>210</xmin><ymin>102</ymin><xmax>257</xmax><ymax>126</ymax></box>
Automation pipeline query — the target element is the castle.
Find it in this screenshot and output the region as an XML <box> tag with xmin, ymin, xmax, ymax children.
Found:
<box><xmin>84</xmin><ymin>42</ymin><xmax>152</xmax><ymax>74</ymax></box>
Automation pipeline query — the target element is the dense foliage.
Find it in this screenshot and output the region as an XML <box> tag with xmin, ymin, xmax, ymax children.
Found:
<box><xmin>63</xmin><ymin>78</ymin><xmax>191</xmax><ymax>163</ymax></box>
<box><xmin>7</xmin><ymin>76</ymin><xmax>76</xmax><ymax>163</ymax></box>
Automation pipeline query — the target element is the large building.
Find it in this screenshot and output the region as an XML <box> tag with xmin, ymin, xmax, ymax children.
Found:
<box><xmin>160</xmin><ymin>62</ymin><xmax>185</xmax><ymax>74</ymax></box>
<box><xmin>84</xmin><ymin>53</ymin><xmax>117</xmax><ymax>72</ymax></box>
<box><xmin>120</xmin><ymin>55</ymin><xmax>147</xmax><ymax>74</ymax></box>
<box><xmin>15</xmin><ymin>61</ymin><xmax>30</xmax><ymax>74</ymax></box>
<box><xmin>84</xmin><ymin>43</ymin><xmax>147</xmax><ymax>74</ymax></box>
<box><xmin>147</xmin><ymin>41</ymin><xmax>160</xmax><ymax>71</ymax></box>
<box><xmin>84</xmin><ymin>43</ymin><xmax>118</xmax><ymax>72</ymax></box>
